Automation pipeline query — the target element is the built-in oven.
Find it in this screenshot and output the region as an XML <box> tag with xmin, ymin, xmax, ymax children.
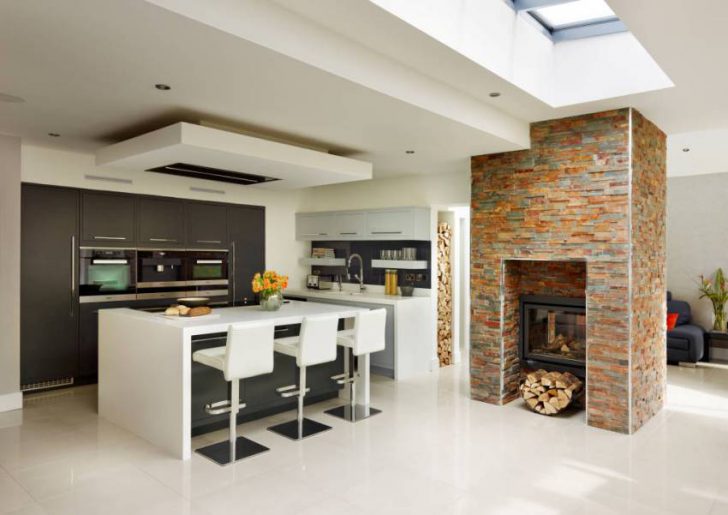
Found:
<box><xmin>79</xmin><ymin>248</ymin><xmax>137</xmax><ymax>303</ymax></box>
<box><xmin>136</xmin><ymin>249</ymin><xmax>188</xmax><ymax>302</ymax></box>
<box><xmin>186</xmin><ymin>250</ymin><xmax>229</xmax><ymax>305</ymax></box>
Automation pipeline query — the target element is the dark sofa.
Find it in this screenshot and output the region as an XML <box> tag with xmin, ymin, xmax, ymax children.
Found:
<box><xmin>667</xmin><ymin>292</ymin><xmax>705</xmax><ymax>363</ymax></box>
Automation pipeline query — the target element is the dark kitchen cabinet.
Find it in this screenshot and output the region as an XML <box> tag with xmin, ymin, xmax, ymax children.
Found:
<box><xmin>227</xmin><ymin>205</ymin><xmax>265</xmax><ymax>306</ymax></box>
<box><xmin>185</xmin><ymin>202</ymin><xmax>227</xmax><ymax>248</ymax></box>
<box><xmin>21</xmin><ymin>184</ymin><xmax>80</xmax><ymax>386</ymax></box>
<box><xmin>137</xmin><ymin>197</ymin><xmax>185</xmax><ymax>247</ymax></box>
<box><xmin>81</xmin><ymin>191</ymin><xmax>136</xmax><ymax>246</ymax></box>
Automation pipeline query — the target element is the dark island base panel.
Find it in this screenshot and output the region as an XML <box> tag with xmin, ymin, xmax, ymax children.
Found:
<box><xmin>191</xmin><ymin>328</ymin><xmax>345</xmax><ymax>437</ymax></box>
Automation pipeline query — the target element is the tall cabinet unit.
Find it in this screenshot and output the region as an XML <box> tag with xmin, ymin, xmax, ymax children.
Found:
<box><xmin>21</xmin><ymin>184</ymin><xmax>80</xmax><ymax>387</ymax></box>
<box><xmin>227</xmin><ymin>205</ymin><xmax>265</xmax><ymax>306</ymax></box>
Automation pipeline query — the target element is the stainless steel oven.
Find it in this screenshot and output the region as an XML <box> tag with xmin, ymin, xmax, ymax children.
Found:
<box><xmin>79</xmin><ymin>248</ymin><xmax>137</xmax><ymax>303</ymax></box>
<box><xmin>186</xmin><ymin>250</ymin><xmax>229</xmax><ymax>303</ymax></box>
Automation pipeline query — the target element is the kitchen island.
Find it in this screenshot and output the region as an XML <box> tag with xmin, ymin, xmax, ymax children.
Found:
<box><xmin>98</xmin><ymin>301</ymin><xmax>369</xmax><ymax>460</ymax></box>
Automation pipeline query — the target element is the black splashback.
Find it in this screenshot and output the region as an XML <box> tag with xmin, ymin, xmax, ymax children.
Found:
<box><xmin>310</xmin><ymin>240</ymin><xmax>431</xmax><ymax>289</ymax></box>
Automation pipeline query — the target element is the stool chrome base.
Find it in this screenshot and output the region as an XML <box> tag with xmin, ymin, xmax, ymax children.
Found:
<box><xmin>325</xmin><ymin>404</ymin><xmax>381</xmax><ymax>422</ymax></box>
<box><xmin>195</xmin><ymin>437</ymin><xmax>269</xmax><ymax>466</ymax></box>
<box><xmin>267</xmin><ymin>418</ymin><xmax>331</xmax><ymax>440</ymax></box>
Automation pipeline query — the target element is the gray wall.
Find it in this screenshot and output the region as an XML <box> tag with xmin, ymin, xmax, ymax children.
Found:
<box><xmin>667</xmin><ymin>173</ymin><xmax>728</xmax><ymax>328</ymax></box>
<box><xmin>0</xmin><ymin>135</ymin><xmax>21</xmax><ymax>404</ymax></box>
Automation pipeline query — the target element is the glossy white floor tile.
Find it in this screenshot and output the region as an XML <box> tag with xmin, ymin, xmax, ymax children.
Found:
<box><xmin>0</xmin><ymin>363</ymin><xmax>726</xmax><ymax>515</ymax></box>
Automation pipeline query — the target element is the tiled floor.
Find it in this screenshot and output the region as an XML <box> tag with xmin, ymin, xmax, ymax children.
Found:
<box><xmin>1</xmin><ymin>363</ymin><xmax>727</xmax><ymax>515</ymax></box>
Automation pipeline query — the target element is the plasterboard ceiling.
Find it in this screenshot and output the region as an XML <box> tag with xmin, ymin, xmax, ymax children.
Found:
<box><xmin>2</xmin><ymin>0</ymin><xmax>728</xmax><ymax>180</ymax></box>
<box><xmin>0</xmin><ymin>0</ymin><xmax>525</xmax><ymax>182</ymax></box>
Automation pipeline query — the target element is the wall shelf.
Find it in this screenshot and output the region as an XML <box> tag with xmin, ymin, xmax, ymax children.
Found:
<box><xmin>371</xmin><ymin>259</ymin><xmax>428</xmax><ymax>270</ymax></box>
<box><xmin>301</xmin><ymin>257</ymin><xmax>346</xmax><ymax>267</ymax></box>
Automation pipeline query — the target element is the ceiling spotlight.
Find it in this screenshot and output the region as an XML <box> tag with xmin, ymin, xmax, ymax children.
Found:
<box><xmin>48</xmin><ymin>132</ymin><xmax>60</xmax><ymax>137</ymax></box>
<box><xmin>154</xmin><ymin>83</ymin><xmax>171</xmax><ymax>91</ymax></box>
<box><xmin>0</xmin><ymin>92</ymin><xmax>26</xmax><ymax>103</ymax></box>
<box><xmin>489</xmin><ymin>92</ymin><xmax>501</xmax><ymax>98</ymax></box>
<box><xmin>405</xmin><ymin>150</ymin><xmax>415</xmax><ymax>154</ymax></box>
<box><xmin>682</xmin><ymin>147</ymin><xmax>690</xmax><ymax>152</ymax></box>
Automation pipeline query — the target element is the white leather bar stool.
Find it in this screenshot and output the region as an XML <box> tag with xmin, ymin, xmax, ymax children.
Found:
<box><xmin>267</xmin><ymin>314</ymin><xmax>339</xmax><ymax>440</ymax></box>
<box><xmin>192</xmin><ymin>320</ymin><xmax>274</xmax><ymax>465</ymax></box>
<box><xmin>326</xmin><ymin>308</ymin><xmax>386</xmax><ymax>422</ymax></box>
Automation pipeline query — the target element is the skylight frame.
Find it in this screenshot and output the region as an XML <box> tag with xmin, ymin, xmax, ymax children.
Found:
<box><xmin>512</xmin><ymin>0</ymin><xmax>627</xmax><ymax>43</ymax></box>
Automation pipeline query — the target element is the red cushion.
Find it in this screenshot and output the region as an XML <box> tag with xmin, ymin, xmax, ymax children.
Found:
<box><xmin>667</xmin><ymin>313</ymin><xmax>679</xmax><ymax>331</ymax></box>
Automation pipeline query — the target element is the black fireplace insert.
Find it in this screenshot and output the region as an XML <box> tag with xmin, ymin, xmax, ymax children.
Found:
<box><xmin>519</xmin><ymin>295</ymin><xmax>586</xmax><ymax>376</ymax></box>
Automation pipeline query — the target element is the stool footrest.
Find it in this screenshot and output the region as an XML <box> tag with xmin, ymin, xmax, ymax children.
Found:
<box><xmin>330</xmin><ymin>373</ymin><xmax>354</xmax><ymax>385</ymax></box>
<box><xmin>279</xmin><ymin>387</ymin><xmax>310</xmax><ymax>398</ymax></box>
<box><xmin>204</xmin><ymin>400</ymin><xmax>246</xmax><ymax>416</ymax></box>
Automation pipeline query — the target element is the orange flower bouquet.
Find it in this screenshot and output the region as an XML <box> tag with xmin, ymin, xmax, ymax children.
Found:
<box><xmin>252</xmin><ymin>270</ymin><xmax>288</xmax><ymax>311</ymax></box>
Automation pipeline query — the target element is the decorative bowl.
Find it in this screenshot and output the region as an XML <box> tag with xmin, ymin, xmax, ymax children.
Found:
<box><xmin>400</xmin><ymin>286</ymin><xmax>414</xmax><ymax>297</ymax></box>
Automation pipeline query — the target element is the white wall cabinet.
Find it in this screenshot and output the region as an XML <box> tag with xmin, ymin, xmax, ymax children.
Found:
<box><xmin>296</xmin><ymin>207</ymin><xmax>429</xmax><ymax>241</ymax></box>
<box><xmin>295</xmin><ymin>213</ymin><xmax>334</xmax><ymax>240</ymax></box>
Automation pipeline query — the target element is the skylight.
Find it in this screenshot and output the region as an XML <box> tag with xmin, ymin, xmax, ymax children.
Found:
<box><xmin>515</xmin><ymin>0</ymin><xmax>627</xmax><ymax>42</ymax></box>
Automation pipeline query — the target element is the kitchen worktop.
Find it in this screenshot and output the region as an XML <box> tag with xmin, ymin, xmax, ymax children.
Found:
<box><xmin>285</xmin><ymin>288</ymin><xmax>430</xmax><ymax>305</ymax></box>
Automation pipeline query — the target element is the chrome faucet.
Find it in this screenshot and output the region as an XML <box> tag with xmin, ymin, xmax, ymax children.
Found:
<box><xmin>347</xmin><ymin>253</ymin><xmax>366</xmax><ymax>292</ymax></box>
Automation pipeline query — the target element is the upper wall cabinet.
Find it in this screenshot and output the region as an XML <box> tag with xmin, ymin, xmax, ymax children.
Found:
<box><xmin>185</xmin><ymin>202</ymin><xmax>228</xmax><ymax>248</ymax></box>
<box><xmin>295</xmin><ymin>213</ymin><xmax>334</xmax><ymax>240</ymax></box>
<box><xmin>81</xmin><ymin>191</ymin><xmax>136</xmax><ymax>246</ymax></box>
<box><xmin>296</xmin><ymin>207</ymin><xmax>430</xmax><ymax>241</ymax></box>
<box><xmin>137</xmin><ymin>197</ymin><xmax>185</xmax><ymax>247</ymax></box>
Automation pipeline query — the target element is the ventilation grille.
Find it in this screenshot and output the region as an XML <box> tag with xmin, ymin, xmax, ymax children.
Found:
<box><xmin>147</xmin><ymin>162</ymin><xmax>279</xmax><ymax>186</ymax></box>
<box><xmin>21</xmin><ymin>377</ymin><xmax>74</xmax><ymax>392</ymax></box>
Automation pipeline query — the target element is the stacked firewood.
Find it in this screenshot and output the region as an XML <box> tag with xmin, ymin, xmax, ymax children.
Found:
<box><xmin>519</xmin><ymin>369</ymin><xmax>583</xmax><ymax>415</ymax></box>
<box><xmin>437</xmin><ymin>222</ymin><xmax>452</xmax><ymax>366</ymax></box>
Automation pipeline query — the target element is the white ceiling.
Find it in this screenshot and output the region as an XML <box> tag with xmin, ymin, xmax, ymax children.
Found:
<box><xmin>2</xmin><ymin>0</ymin><xmax>728</xmax><ymax>180</ymax></box>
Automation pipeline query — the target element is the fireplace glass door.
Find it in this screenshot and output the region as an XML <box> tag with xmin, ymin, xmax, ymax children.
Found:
<box><xmin>521</xmin><ymin>298</ymin><xmax>586</xmax><ymax>366</ymax></box>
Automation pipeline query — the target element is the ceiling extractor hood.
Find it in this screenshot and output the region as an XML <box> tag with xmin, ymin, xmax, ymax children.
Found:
<box><xmin>95</xmin><ymin>122</ymin><xmax>372</xmax><ymax>189</ymax></box>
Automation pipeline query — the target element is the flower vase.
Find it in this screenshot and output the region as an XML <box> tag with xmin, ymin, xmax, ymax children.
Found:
<box><xmin>713</xmin><ymin>309</ymin><xmax>727</xmax><ymax>332</ymax></box>
<box><xmin>260</xmin><ymin>290</ymin><xmax>283</xmax><ymax>311</ymax></box>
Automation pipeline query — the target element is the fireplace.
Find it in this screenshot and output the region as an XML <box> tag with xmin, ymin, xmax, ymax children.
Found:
<box><xmin>520</xmin><ymin>295</ymin><xmax>586</xmax><ymax>377</ymax></box>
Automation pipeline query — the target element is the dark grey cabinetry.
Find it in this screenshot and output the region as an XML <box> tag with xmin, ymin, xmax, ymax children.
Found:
<box><xmin>21</xmin><ymin>184</ymin><xmax>80</xmax><ymax>386</ymax></box>
<box><xmin>81</xmin><ymin>191</ymin><xmax>136</xmax><ymax>246</ymax></box>
<box><xmin>137</xmin><ymin>197</ymin><xmax>185</xmax><ymax>247</ymax></box>
<box><xmin>185</xmin><ymin>202</ymin><xmax>227</xmax><ymax>248</ymax></box>
<box><xmin>228</xmin><ymin>205</ymin><xmax>265</xmax><ymax>305</ymax></box>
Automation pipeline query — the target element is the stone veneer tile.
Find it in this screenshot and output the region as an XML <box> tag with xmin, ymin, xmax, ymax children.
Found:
<box><xmin>470</xmin><ymin>108</ymin><xmax>666</xmax><ymax>434</ymax></box>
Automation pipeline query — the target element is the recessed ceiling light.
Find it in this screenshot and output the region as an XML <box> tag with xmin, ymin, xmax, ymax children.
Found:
<box><xmin>0</xmin><ymin>92</ymin><xmax>26</xmax><ymax>103</ymax></box>
<box><xmin>489</xmin><ymin>92</ymin><xmax>501</xmax><ymax>98</ymax></box>
<box><xmin>155</xmin><ymin>83</ymin><xmax>171</xmax><ymax>91</ymax></box>
<box><xmin>48</xmin><ymin>132</ymin><xmax>60</xmax><ymax>137</ymax></box>
<box><xmin>682</xmin><ymin>147</ymin><xmax>690</xmax><ymax>152</ymax></box>
<box><xmin>405</xmin><ymin>150</ymin><xmax>415</xmax><ymax>154</ymax></box>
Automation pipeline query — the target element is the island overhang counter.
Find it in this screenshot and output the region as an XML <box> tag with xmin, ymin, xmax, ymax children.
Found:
<box><xmin>98</xmin><ymin>301</ymin><xmax>370</xmax><ymax>460</ymax></box>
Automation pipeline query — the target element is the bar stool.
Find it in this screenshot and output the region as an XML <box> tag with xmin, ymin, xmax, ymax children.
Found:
<box><xmin>267</xmin><ymin>314</ymin><xmax>339</xmax><ymax>440</ymax></box>
<box><xmin>192</xmin><ymin>320</ymin><xmax>274</xmax><ymax>465</ymax></box>
<box><xmin>326</xmin><ymin>308</ymin><xmax>386</xmax><ymax>422</ymax></box>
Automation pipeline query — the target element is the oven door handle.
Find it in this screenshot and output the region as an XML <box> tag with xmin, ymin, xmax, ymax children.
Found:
<box><xmin>195</xmin><ymin>259</ymin><xmax>223</xmax><ymax>264</ymax></box>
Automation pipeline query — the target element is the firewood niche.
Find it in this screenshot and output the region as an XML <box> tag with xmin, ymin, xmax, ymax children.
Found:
<box><xmin>519</xmin><ymin>370</ymin><xmax>583</xmax><ymax>415</ymax></box>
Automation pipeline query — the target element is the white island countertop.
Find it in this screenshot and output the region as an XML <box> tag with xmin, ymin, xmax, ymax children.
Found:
<box><xmin>107</xmin><ymin>300</ymin><xmax>369</xmax><ymax>336</ymax></box>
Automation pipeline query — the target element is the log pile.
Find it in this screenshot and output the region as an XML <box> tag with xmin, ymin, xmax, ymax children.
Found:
<box><xmin>437</xmin><ymin>222</ymin><xmax>452</xmax><ymax>367</ymax></box>
<box><xmin>519</xmin><ymin>370</ymin><xmax>583</xmax><ymax>415</ymax></box>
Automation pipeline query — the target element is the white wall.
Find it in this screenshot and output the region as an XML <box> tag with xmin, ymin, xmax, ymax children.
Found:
<box><xmin>21</xmin><ymin>145</ymin><xmax>309</xmax><ymax>286</ymax></box>
<box><xmin>0</xmin><ymin>135</ymin><xmax>22</xmax><ymax>412</ymax></box>
<box><xmin>299</xmin><ymin>170</ymin><xmax>470</xmax><ymax>212</ymax></box>
<box><xmin>667</xmin><ymin>173</ymin><xmax>728</xmax><ymax>329</ymax></box>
